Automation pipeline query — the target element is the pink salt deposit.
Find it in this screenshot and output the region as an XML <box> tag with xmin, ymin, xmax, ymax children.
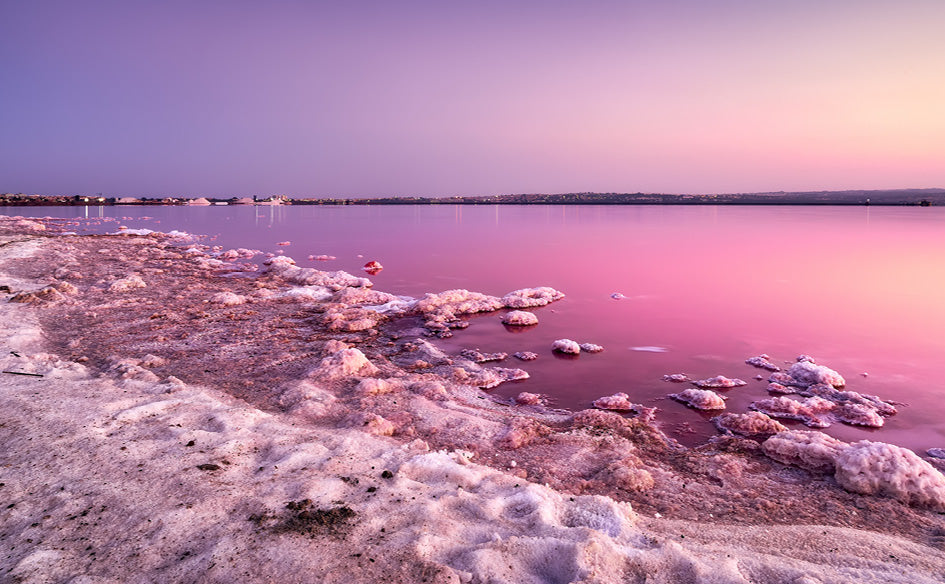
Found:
<box><xmin>3</xmin><ymin>217</ymin><xmax>945</xmax><ymax>583</ymax></box>
<box><xmin>501</xmin><ymin>310</ymin><xmax>539</xmax><ymax>326</ymax></box>
<box><xmin>551</xmin><ymin>338</ymin><xmax>581</xmax><ymax>355</ymax></box>
<box><xmin>691</xmin><ymin>375</ymin><xmax>747</xmax><ymax>389</ymax></box>
<box><xmin>670</xmin><ymin>388</ymin><xmax>727</xmax><ymax>410</ymax></box>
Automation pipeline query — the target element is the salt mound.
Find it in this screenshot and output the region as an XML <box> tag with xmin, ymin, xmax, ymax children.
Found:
<box><xmin>662</xmin><ymin>374</ymin><xmax>689</xmax><ymax>383</ymax></box>
<box><xmin>309</xmin><ymin>348</ymin><xmax>379</xmax><ymax>381</ymax></box>
<box><xmin>834</xmin><ymin>441</ymin><xmax>945</xmax><ymax>510</ymax></box>
<box><xmin>265</xmin><ymin>256</ymin><xmax>373</xmax><ymax>290</ymax></box>
<box><xmin>552</xmin><ymin>339</ymin><xmax>580</xmax><ymax>355</ymax></box>
<box><xmin>108</xmin><ymin>274</ymin><xmax>146</xmax><ymax>292</ymax></box>
<box><xmin>414</xmin><ymin>289</ymin><xmax>504</xmax><ymax>331</ymax></box>
<box><xmin>750</xmin><ymin>396</ymin><xmax>835</xmax><ymax>428</ymax></box>
<box><xmin>209</xmin><ymin>291</ymin><xmax>246</xmax><ymax>306</ymax></box>
<box><xmin>692</xmin><ymin>375</ymin><xmax>746</xmax><ymax>389</ymax></box>
<box><xmin>712</xmin><ymin>411</ymin><xmax>787</xmax><ymax>436</ymax></box>
<box><xmin>787</xmin><ymin>360</ymin><xmax>845</xmax><ymax>388</ymax></box>
<box><xmin>745</xmin><ymin>355</ymin><xmax>780</xmax><ymax>371</ymax></box>
<box><xmin>502</xmin><ymin>310</ymin><xmax>539</xmax><ymax>326</ymax></box>
<box><xmin>515</xmin><ymin>392</ymin><xmax>544</xmax><ymax>406</ymax></box>
<box><xmin>513</xmin><ymin>352</ymin><xmax>539</xmax><ymax>361</ymax></box>
<box><xmin>579</xmin><ymin>343</ymin><xmax>604</xmax><ymax>353</ymax></box>
<box><xmin>593</xmin><ymin>392</ymin><xmax>639</xmax><ymax>411</ymax></box>
<box><xmin>761</xmin><ymin>430</ymin><xmax>848</xmax><ymax>473</ymax></box>
<box><xmin>460</xmin><ymin>349</ymin><xmax>508</xmax><ymax>363</ymax></box>
<box><xmin>502</xmin><ymin>286</ymin><xmax>565</xmax><ymax>308</ymax></box>
<box><xmin>670</xmin><ymin>388</ymin><xmax>726</xmax><ymax>410</ymax></box>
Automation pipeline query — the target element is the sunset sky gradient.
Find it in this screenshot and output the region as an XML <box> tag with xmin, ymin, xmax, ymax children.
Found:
<box><xmin>2</xmin><ymin>0</ymin><xmax>943</xmax><ymax>197</ymax></box>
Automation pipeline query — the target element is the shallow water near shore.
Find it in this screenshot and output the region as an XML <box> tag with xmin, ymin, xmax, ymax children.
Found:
<box><xmin>6</xmin><ymin>203</ymin><xmax>945</xmax><ymax>454</ymax></box>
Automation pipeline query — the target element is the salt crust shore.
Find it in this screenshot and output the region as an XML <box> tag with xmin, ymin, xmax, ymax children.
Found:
<box><xmin>2</xmin><ymin>220</ymin><xmax>945</xmax><ymax>583</ymax></box>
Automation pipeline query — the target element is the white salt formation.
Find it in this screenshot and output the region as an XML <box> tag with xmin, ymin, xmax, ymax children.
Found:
<box><xmin>502</xmin><ymin>310</ymin><xmax>539</xmax><ymax>326</ymax></box>
<box><xmin>670</xmin><ymin>388</ymin><xmax>726</xmax><ymax>410</ymax></box>
<box><xmin>209</xmin><ymin>291</ymin><xmax>247</xmax><ymax>306</ymax></box>
<box><xmin>579</xmin><ymin>342</ymin><xmax>604</xmax><ymax>353</ymax></box>
<box><xmin>265</xmin><ymin>255</ymin><xmax>373</xmax><ymax>290</ymax></box>
<box><xmin>459</xmin><ymin>348</ymin><xmax>508</xmax><ymax>363</ymax></box>
<box><xmin>786</xmin><ymin>359</ymin><xmax>846</xmax><ymax>388</ymax></box>
<box><xmin>592</xmin><ymin>392</ymin><xmax>638</xmax><ymax>411</ymax></box>
<box><xmin>763</xmin><ymin>431</ymin><xmax>945</xmax><ymax>511</ymax></box>
<box><xmin>750</xmin><ymin>395</ymin><xmax>835</xmax><ymax>428</ymax></box>
<box><xmin>552</xmin><ymin>339</ymin><xmax>581</xmax><ymax>354</ymax></box>
<box><xmin>745</xmin><ymin>354</ymin><xmax>780</xmax><ymax>371</ymax></box>
<box><xmin>661</xmin><ymin>373</ymin><xmax>690</xmax><ymax>382</ymax></box>
<box><xmin>414</xmin><ymin>289</ymin><xmax>504</xmax><ymax>333</ymax></box>
<box><xmin>692</xmin><ymin>375</ymin><xmax>746</xmax><ymax>389</ymax></box>
<box><xmin>712</xmin><ymin>411</ymin><xmax>788</xmax><ymax>436</ymax></box>
<box><xmin>108</xmin><ymin>274</ymin><xmax>146</xmax><ymax>292</ymax></box>
<box><xmin>513</xmin><ymin>351</ymin><xmax>539</xmax><ymax>361</ymax></box>
<box><xmin>502</xmin><ymin>286</ymin><xmax>565</xmax><ymax>308</ymax></box>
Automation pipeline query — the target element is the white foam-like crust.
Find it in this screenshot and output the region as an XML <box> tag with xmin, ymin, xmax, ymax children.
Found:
<box><xmin>4</xmin><ymin>226</ymin><xmax>945</xmax><ymax>582</ymax></box>
<box><xmin>502</xmin><ymin>310</ymin><xmax>539</xmax><ymax>326</ymax></box>
<box><xmin>552</xmin><ymin>339</ymin><xmax>581</xmax><ymax>354</ymax></box>
<box><xmin>787</xmin><ymin>361</ymin><xmax>846</xmax><ymax>388</ymax></box>
<box><xmin>671</xmin><ymin>388</ymin><xmax>726</xmax><ymax>410</ymax></box>
<box><xmin>502</xmin><ymin>286</ymin><xmax>565</xmax><ymax>308</ymax></box>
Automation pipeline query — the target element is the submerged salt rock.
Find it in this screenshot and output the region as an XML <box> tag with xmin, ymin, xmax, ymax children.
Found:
<box><xmin>834</xmin><ymin>441</ymin><xmax>945</xmax><ymax>510</ymax></box>
<box><xmin>414</xmin><ymin>289</ymin><xmax>504</xmax><ymax>330</ymax></box>
<box><xmin>671</xmin><ymin>388</ymin><xmax>726</xmax><ymax>410</ymax></box>
<box><xmin>579</xmin><ymin>343</ymin><xmax>604</xmax><ymax>353</ymax></box>
<box><xmin>310</xmin><ymin>348</ymin><xmax>379</xmax><ymax>380</ymax></box>
<box><xmin>750</xmin><ymin>396</ymin><xmax>835</xmax><ymax>428</ymax></box>
<box><xmin>501</xmin><ymin>310</ymin><xmax>539</xmax><ymax>326</ymax></box>
<box><xmin>108</xmin><ymin>275</ymin><xmax>146</xmax><ymax>292</ymax></box>
<box><xmin>761</xmin><ymin>430</ymin><xmax>848</xmax><ymax>473</ymax></box>
<box><xmin>787</xmin><ymin>360</ymin><xmax>845</xmax><ymax>388</ymax></box>
<box><xmin>662</xmin><ymin>373</ymin><xmax>690</xmax><ymax>383</ymax></box>
<box><xmin>746</xmin><ymin>355</ymin><xmax>780</xmax><ymax>371</ymax></box>
<box><xmin>712</xmin><ymin>411</ymin><xmax>788</xmax><ymax>436</ymax></box>
<box><xmin>834</xmin><ymin>403</ymin><xmax>885</xmax><ymax>428</ymax></box>
<box><xmin>692</xmin><ymin>375</ymin><xmax>746</xmax><ymax>389</ymax></box>
<box><xmin>459</xmin><ymin>349</ymin><xmax>508</xmax><ymax>363</ymax></box>
<box><xmin>552</xmin><ymin>339</ymin><xmax>581</xmax><ymax>355</ymax></box>
<box><xmin>804</xmin><ymin>383</ymin><xmax>897</xmax><ymax>416</ymax></box>
<box><xmin>592</xmin><ymin>392</ymin><xmax>639</xmax><ymax>412</ymax></box>
<box><xmin>515</xmin><ymin>392</ymin><xmax>544</xmax><ymax>406</ymax></box>
<box><xmin>502</xmin><ymin>286</ymin><xmax>565</xmax><ymax>308</ymax></box>
<box><xmin>513</xmin><ymin>351</ymin><xmax>538</xmax><ymax>361</ymax></box>
<box><xmin>209</xmin><ymin>291</ymin><xmax>246</xmax><ymax>306</ymax></box>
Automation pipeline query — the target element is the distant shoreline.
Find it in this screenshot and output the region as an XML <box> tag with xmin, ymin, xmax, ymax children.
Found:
<box><xmin>2</xmin><ymin>188</ymin><xmax>944</xmax><ymax>207</ymax></box>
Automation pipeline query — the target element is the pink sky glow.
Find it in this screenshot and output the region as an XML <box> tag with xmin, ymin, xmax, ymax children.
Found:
<box><xmin>1</xmin><ymin>0</ymin><xmax>942</xmax><ymax>197</ymax></box>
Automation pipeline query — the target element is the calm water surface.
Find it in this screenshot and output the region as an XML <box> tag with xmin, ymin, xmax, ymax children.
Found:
<box><xmin>6</xmin><ymin>204</ymin><xmax>945</xmax><ymax>453</ymax></box>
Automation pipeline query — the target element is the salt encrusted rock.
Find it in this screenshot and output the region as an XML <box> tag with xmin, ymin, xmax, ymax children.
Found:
<box><xmin>712</xmin><ymin>411</ymin><xmax>788</xmax><ymax>436</ymax></box>
<box><xmin>497</xmin><ymin>417</ymin><xmax>552</xmax><ymax>449</ymax></box>
<box><xmin>455</xmin><ymin>366</ymin><xmax>529</xmax><ymax>389</ymax></box>
<box><xmin>278</xmin><ymin>380</ymin><xmax>337</xmax><ymax>419</ymax></box>
<box><xmin>692</xmin><ymin>375</ymin><xmax>746</xmax><ymax>389</ymax></box>
<box><xmin>671</xmin><ymin>388</ymin><xmax>726</xmax><ymax>410</ymax></box>
<box><xmin>310</xmin><ymin>348</ymin><xmax>379</xmax><ymax>380</ymax></box>
<box><xmin>592</xmin><ymin>392</ymin><xmax>640</xmax><ymax>411</ymax></box>
<box><xmin>514</xmin><ymin>392</ymin><xmax>544</xmax><ymax>406</ymax></box>
<box><xmin>281</xmin><ymin>286</ymin><xmax>333</xmax><ymax>302</ymax></box>
<box><xmin>833</xmin><ymin>403</ymin><xmax>884</xmax><ymax>427</ymax></box>
<box><xmin>265</xmin><ymin>256</ymin><xmax>373</xmax><ymax>290</ymax></box>
<box><xmin>108</xmin><ymin>275</ymin><xmax>146</xmax><ymax>292</ymax></box>
<box><xmin>333</xmin><ymin>287</ymin><xmax>399</xmax><ymax>306</ymax></box>
<box><xmin>750</xmin><ymin>396</ymin><xmax>835</xmax><ymax>428</ymax></box>
<box><xmin>579</xmin><ymin>343</ymin><xmax>604</xmax><ymax>353</ymax></box>
<box><xmin>552</xmin><ymin>339</ymin><xmax>581</xmax><ymax>355</ymax></box>
<box><xmin>662</xmin><ymin>373</ymin><xmax>690</xmax><ymax>383</ymax></box>
<box><xmin>513</xmin><ymin>352</ymin><xmax>539</xmax><ymax>361</ymax></box>
<box><xmin>459</xmin><ymin>349</ymin><xmax>508</xmax><ymax>363</ymax></box>
<box><xmin>797</xmin><ymin>354</ymin><xmax>816</xmax><ymax>363</ymax></box>
<box><xmin>767</xmin><ymin>382</ymin><xmax>794</xmax><ymax>394</ymax></box>
<box><xmin>768</xmin><ymin>372</ymin><xmax>796</xmax><ymax>385</ymax></box>
<box><xmin>502</xmin><ymin>287</ymin><xmax>565</xmax><ymax>308</ymax></box>
<box><xmin>311</xmin><ymin>254</ymin><xmax>336</xmax><ymax>261</ymax></box>
<box><xmin>502</xmin><ymin>310</ymin><xmax>539</xmax><ymax>326</ymax></box>
<box><xmin>787</xmin><ymin>360</ymin><xmax>845</xmax><ymax>388</ymax></box>
<box><xmin>209</xmin><ymin>291</ymin><xmax>246</xmax><ymax>306</ymax></box>
<box><xmin>761</xmin><ymin>430</ymin><xmax>848</xmax><ymax>473</ymax></box>
<box><xmin>746</xmin><ymin>355</ymin><xmax>780</xmax><ymax>371</ymax></box>
<box><xmin>803</xmin><ymin>383</ymin><xmax>897</xmax><ymax>416</ymax></box>
<box><xmin>414</xmin><ymin>289</ymin><xmax>505</xmax><ymax>331</ymax></box>
<box><xmin>834</xmin><ymin>441</ymin><xmax>945</xmax><ymax>510</ymax></box>
<box><xmin>355</xmin><ymin>377</ymin><xmax>404</xmax><ymax>396</ymax></box>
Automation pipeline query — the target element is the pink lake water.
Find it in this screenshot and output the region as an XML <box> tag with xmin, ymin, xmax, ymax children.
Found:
<box><xmin>6</xmin><ymin>204</ymin><xmax>945</xmax><ymax>454</ymax></box>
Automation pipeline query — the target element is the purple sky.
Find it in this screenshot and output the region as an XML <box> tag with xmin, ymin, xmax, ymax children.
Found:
<box><xmin>2</xmin><ymin>1</ymin><xmax>943</xmax><ymax>197</ymax></box>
